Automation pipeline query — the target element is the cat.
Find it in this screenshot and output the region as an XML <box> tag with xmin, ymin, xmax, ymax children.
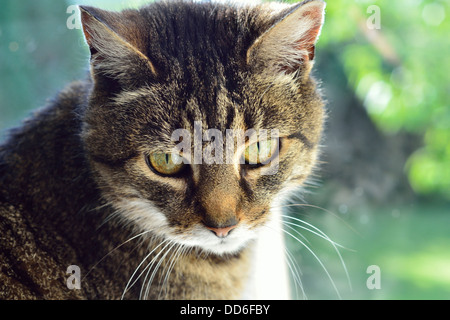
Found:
<box><xmin>0</xmin><ymin>0</ymin><xmax>325</xmax><ymax>300</ymax></box>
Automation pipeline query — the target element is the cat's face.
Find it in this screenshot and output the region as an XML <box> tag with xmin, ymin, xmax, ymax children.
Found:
<box><xmin>80</xmin><ymin>1</ymin><xmax>325</xmax><ymax>255</ymax></box>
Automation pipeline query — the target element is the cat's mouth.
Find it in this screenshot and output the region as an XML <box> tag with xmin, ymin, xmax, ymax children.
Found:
<box><xmin>175</xmin><ymin>223</ymin><xmax>258</xmax><ymax>255</ymax></box>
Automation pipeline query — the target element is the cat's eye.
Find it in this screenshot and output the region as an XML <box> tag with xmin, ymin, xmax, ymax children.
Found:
<box><xmin>243</xmin><ymin>139</ymin><xmax>278</xmax><ymax>166</ymax></box>
<box><xmin>146</xmin><ymin>153</ymin><xmax>185</xmax><ymax>176</ymax></box>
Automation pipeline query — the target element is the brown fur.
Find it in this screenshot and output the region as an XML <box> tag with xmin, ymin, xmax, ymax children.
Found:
<box><xmin>0</xmin><ymin>0</ymin><xmax>326</xmax><ymax>299</ymax></box>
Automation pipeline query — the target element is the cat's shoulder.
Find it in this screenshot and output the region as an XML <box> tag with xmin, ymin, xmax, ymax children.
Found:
<box><xmin>0</xmin><ymin>202</ymin><xmax>85</xmax><ymax>299</ymax></box>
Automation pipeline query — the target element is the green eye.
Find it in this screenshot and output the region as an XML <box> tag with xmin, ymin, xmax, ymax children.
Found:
<box><xmin>243</xmin><ymin>140</ymin><xmax>278</xmax><ymax>165</ymax></box>
<box><xmin>147</xmin><ymin>153</ymin><xmax>184</xmax><ymax>176</ymax></box>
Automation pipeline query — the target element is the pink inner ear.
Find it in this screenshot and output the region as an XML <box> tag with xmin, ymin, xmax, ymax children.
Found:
<box><xmin>80</xmin><ymin>11</ymin><xmax>101</xmax><ymax>58</ymax></box>
<box><xmin>80</xmin><ymin>10</ymin><xmax>96</xmax><ymax>47</ymax></box>
<box><xmin>296</xmin><ymin>10</ymin><xmax>323</xmax><ymax>62</ymax></box>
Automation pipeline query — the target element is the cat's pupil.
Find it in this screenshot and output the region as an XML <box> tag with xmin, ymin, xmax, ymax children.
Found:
<box><xmin>148</xmin><ymin>153</ymin><xmax>184</xmax><ymax>176</ymax></box>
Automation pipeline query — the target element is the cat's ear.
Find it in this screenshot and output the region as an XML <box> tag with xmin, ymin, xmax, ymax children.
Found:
<box><xmin>79</xmin><ymin>6</ymin><xmax>157</xmax><ymax>83</ymax></box>
<box><xmin>247</xmin><ymin>0</ymin><xmax>325</xmax><ymax>77</ymax></box>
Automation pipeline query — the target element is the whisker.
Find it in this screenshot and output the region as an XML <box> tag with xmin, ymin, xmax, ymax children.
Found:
<box><xmin>143</xmin><ymin>240</ymin><xmax>178</xmax><ymax>300</ymax></box>
<box><xmin>259</xmin><ymin>223</ymin><xmax>305</xmax><ymax>300</ymax></box>
<box><xmin>121</xmin><ymin>238</ymin><xmax>170</xmax><ymax>300</ymax></box>
<box><xmin>83</xmin><ymin>229</ymin><xmax>153</xmax><ymax>281</ymax></box>
<box><xmin>281</xmin><ymin>227</ymin><xmax>343</xmax><ymax>299</ymax></box>
<box><xmin>281</xmin><ymin>217</ymin><xmax>348</xmax><ymax>249</ymax></box>
<box><xmin>282</xmin><ymin>215</ymin><xmax>353</xmax><ymax>291</ymax></box>
<box><xmin>96</xmin><ymin>203</ymin><xmax>131</xmax><ymax>231</ymax></box>
<box><xmin>88</xmin><ymin>200</ymin><xmax>112</xmax><ymax>213</ymax></box>
<box><xmin>158</xmin><ymin>243</ymin><xmax>186</xmax><ymax>299</ymax></box>
<box><xmin>284</xmin><ymin>247</ymin><xmax>306</xmax><ymax>299</ymax></box>
<box><xmin>140</xmin><ymin>239</ymin><xmax>175</xmax><ymax>300</ymax></box>
<box><xmin>98</xmin><ymin>210</ymin><xmax>122</xmax><ymax>230</ymax></box>
<box><xmin>275</xmin><ymin>202</ymin><xmax>361</xmax><ymax>237</ymax></box>
<box><xmin>282</xmin><ymin>221</ymin><xmax>312</xmax><ymax>246</ymax></box>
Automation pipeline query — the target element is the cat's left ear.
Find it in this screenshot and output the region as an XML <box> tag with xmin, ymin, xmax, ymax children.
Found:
<box><xmin>79</xmin><ymin>6</ymin><xmax>157</xmax><ymax>83</ymax></box>
<box><xmin>247</xmin><ymin>0</ymin><xmax>326</xmax><ymax>78</ymax></box>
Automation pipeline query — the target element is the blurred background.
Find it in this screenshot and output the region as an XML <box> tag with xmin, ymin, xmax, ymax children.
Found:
<box><xmin>0</xmin><ymin>0</ymin><xmax>449</xmax><ymax>299</ymax></box>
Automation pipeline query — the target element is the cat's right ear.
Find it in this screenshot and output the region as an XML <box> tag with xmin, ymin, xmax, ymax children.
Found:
<box><xmin>79</xmin><ymin>6</ymin><xmax>157</xmax><ymax>83</ymax></box>
<box><xmin>247</xmin><ymin>0</ymin><xmax>326</xmax><ymax>79</ymax></box>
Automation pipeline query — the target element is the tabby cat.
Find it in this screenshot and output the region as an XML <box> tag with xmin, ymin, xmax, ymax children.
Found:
<box><xmin>0</xmin><ymin>0</ymin><xmax>325</xmax><ymax>299</ymax></box>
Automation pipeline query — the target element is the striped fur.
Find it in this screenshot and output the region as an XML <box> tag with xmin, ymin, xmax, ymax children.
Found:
<box><xmin>0</xmin><ymin>0</ymin><xmax>326</xmax><ymax>299</ymax></box>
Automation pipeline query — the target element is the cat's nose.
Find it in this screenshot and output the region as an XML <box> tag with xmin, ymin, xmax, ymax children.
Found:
<box><xmin>203</xmin><ymin>217</ymin><xmax>238</xmax><ymax>238</ymax></box>
<box><xmin>205</xmin><ymin>224</ymin><xmax>238</xmax><ymax>238</ymax></box>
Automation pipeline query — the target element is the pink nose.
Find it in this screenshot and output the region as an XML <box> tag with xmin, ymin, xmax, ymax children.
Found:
<box><xmin>205</xmin><ymin>224</ymin><xmax>237</xmax><ymax>238</ymax></box>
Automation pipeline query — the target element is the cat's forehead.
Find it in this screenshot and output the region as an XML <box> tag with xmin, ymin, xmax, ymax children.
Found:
<box><xmin>125</xmin><ymin>2</ymin><xmax>281</xmax><ymax>82</ymax></box>
<box><xmin>84</xmin><ymin>1</ymin><xmax>325</xmax><ymax>149</ymax></box>
<box><xmin>112</xmin><ymin>80</ymin><xmax>308</xmax><ymax>150</ymax></box>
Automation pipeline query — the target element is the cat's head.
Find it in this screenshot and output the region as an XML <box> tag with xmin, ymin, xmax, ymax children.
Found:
<box><xmin>80</xmin><ymin>0</ymin><xmax>326</xmax><ymax>255</ymax></box>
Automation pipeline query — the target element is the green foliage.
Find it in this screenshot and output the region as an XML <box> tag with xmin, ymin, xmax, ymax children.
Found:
<box><xmin>299</xmin><ymin>0</ymin><xmax>449</xmax><ymax>199</ymax></box>
<box><xmin>287</xmin><ymin>203</ymin><xmax>450</xmax><ymax>299</ymax></box>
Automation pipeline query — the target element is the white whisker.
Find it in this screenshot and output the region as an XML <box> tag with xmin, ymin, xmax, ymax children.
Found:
<box><xmin>281</xmin><ymin>227</ymin><xmax>342</xmax><ymax>299</ymax></box>
<box><xmin>83</xmin><ymin>229</ymin><xmax>153</xmax><ymax>281</ymax></box>
<box><xmin>282</xmin><ymin>217</ymin><xmax>349</xmax><ymax>249</ymax></box>
<box><xmin>275</xmin><ymin>202</ymin><xmax>361</xmax><ymax>237</ymax></box>
<box><xmin>143</xmin><ymin>240</ymin><xmax>178</xmax><ymax>300</ymax></box>
<box><xmin>281</xmin><ymin>215</ymin><xmax>353</xmax><ymax>291</ymax></box>
<box><xmin>158</xmin><ymin>243</ymin><xmax>187</xmax><ymax>299</ymax></box>
<box><xmin>284</xmin><ymin>247</ymin><xmax>306</xmax><ymax>299</ymax></box>
<box><xmin>259</xmin><ymin>222</ymin><xmax>304</xmax><ymax>299</ymax></box>
<box><xmin>121</xmin><ymin>238</ymin><xmax>171</xmax><ymax>300</ymax></box>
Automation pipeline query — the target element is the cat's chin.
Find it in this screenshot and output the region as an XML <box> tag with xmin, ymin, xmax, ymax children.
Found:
<box><xmin>194</xmin><ymin>240</ymin><xmax>251</xmax><ymax>256</ymax></box>
<box><xmin>169</xmin><ymin>224</ymin><xmax>258</xmax><ymax>256</ymax></box>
